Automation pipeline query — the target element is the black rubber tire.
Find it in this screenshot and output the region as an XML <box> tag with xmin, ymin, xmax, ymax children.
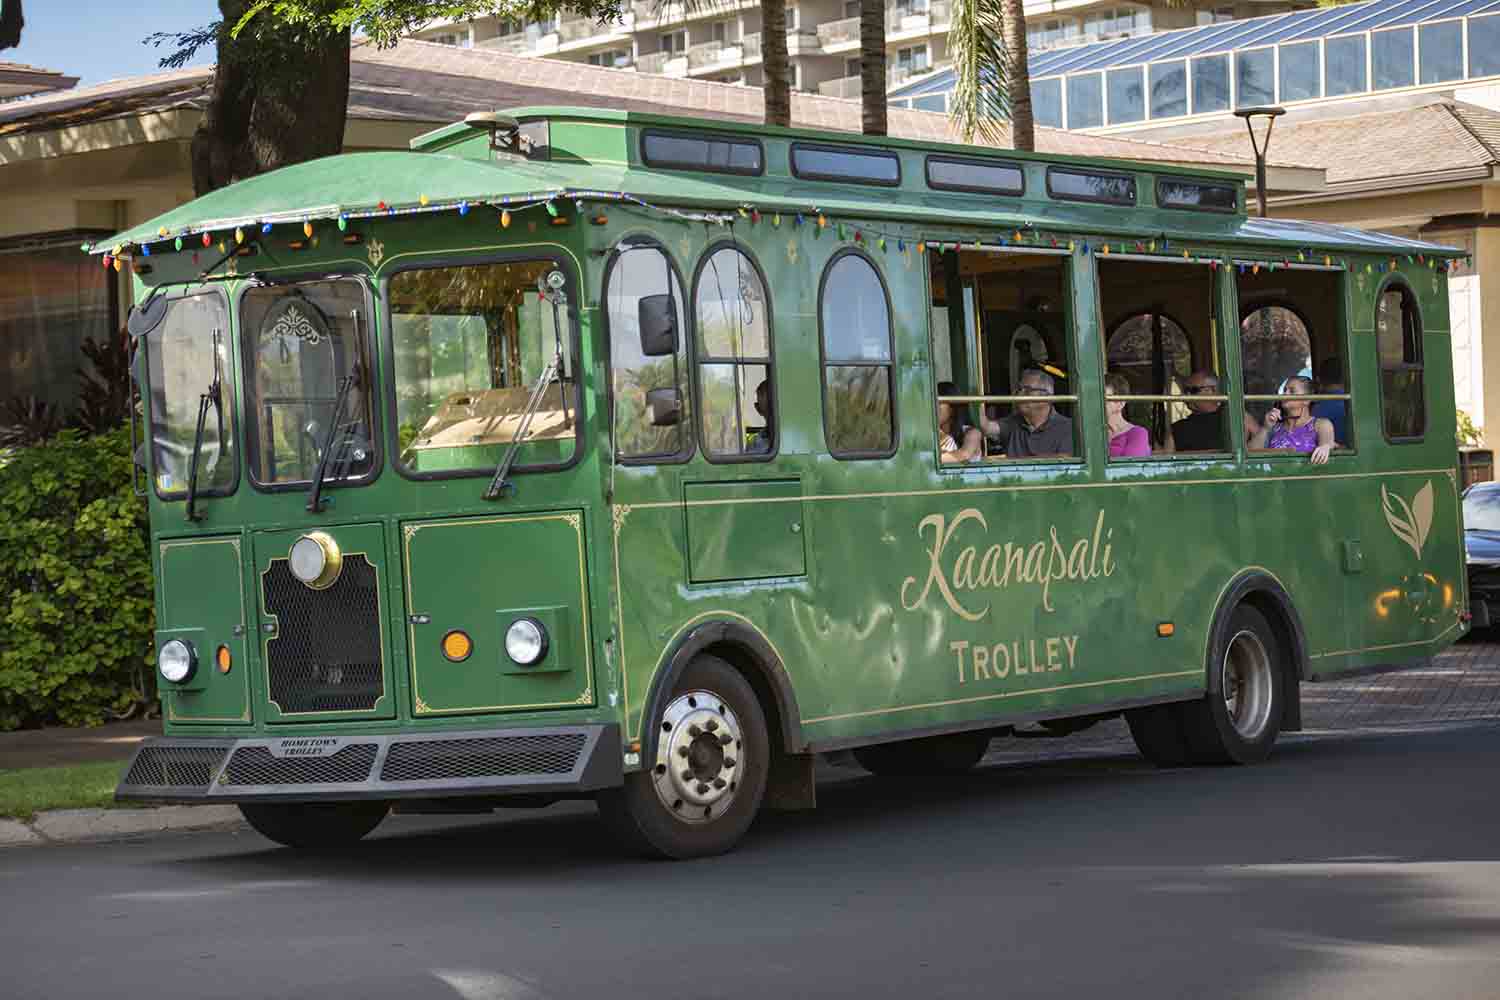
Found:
<box><xmin>852</xmin><ymin>731</ymin><xmax>992</xmax><ymax>777</ymax></box>
<box><xmin>1179</xmin><ymin>604</ymin><xmax>1286</xmax><ymax>765</ymax></box>
<box><xmin>596</xmin><ymin>654</ymin><xmax>769</xmax><ymax>859</ymax></box>
<box><xmin>238</xmin><ymin>801</ymin><xmax>389</xmax><ymax>848</ymax></box>
<box><xmin>1125</xmin><ymin>703</ymin><xmax>1193</xmax><ymax>767</ymax></box>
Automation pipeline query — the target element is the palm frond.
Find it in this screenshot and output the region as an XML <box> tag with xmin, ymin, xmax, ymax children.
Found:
<box><xmin>947</xmin><ymin>0</ymin><xmax>1009</xmax><ymax>144</ymax></box>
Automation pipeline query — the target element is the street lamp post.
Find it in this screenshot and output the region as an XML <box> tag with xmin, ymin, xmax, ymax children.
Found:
<box><xmin>1234</xmin><ymin>105</ymin><xmax>1286</xmax><ymax>218</ymax></box>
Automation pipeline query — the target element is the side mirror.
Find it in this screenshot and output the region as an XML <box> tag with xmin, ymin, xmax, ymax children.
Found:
<box><xmin>125</xmin><ymin>293</ymin><xmax>169</xmax><ymax>340</ymax></box>
<box><xmin>646</xmin><ymin>387</ymin><xmax>682</xmax><ymax>427</ymax></box>
<box><xmin>638</xmin><ymin>294</ymin><xmax>678</xmax><ymax>357</ymax></box>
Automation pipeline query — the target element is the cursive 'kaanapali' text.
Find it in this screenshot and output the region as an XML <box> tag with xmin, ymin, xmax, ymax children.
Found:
<box><xmin>899</xmin><ymin>508</ymin><xmax>1116</xmax><ymax>621</ymax></box>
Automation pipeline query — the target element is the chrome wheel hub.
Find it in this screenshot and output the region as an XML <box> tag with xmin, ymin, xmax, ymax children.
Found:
<box><xmin>1222</xmin><ymin>629</ymin><xmax>1274</xmax><ymax>741</ymax></box>
<box><xmin>652</xmin><ymin>690</ymin><xmax>743</xmax><ymax>825</ymax></box>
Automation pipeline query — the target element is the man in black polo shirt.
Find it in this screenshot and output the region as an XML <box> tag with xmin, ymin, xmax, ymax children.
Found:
<box><xmin>1170</xmin><ymin>369</ymin><xmax>1225</xmax><ymax>452</ymax></box>
<box><xmin>983</xmin><ymin>368</ymin><xmax>1074</xmax><ymax>457</ymax></box>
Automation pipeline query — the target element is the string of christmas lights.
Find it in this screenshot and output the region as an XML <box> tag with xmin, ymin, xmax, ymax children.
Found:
<box><xmin>84</xmin><ymin>186</ymin><xmax>1470</xmax><ymax>277</ymax></box>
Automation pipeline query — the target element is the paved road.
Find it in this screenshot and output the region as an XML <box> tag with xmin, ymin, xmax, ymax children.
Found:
<box><xmin>6</xmin><ymin>639</ymin><xmax>1500</xmax><ymax>1000</ymax></box>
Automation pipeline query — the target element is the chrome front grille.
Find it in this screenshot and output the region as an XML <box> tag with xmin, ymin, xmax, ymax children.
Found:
<box><xmin>262</xmin><ymin>554</ymin><xmax>384</xmax><ymax>714</ymax></box>
<box><xmin>380</xmin><ymin>734</ymin><xmax>588</xmax><ymax>782</ymax></box>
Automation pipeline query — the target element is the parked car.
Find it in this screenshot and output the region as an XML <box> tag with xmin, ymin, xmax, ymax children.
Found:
<box><xmin>1463</xmin><ymin>481</ymin><xmax>1500</xmax><ymax>627</ymax></box>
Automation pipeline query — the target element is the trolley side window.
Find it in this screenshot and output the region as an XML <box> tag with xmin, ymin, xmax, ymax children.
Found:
<box><xmin>694</xmin><ymin>244</ymin><xmax>774</xmax><ymax>459</ymax></box>
<box><xmin>389</xmin><ymin>261</ymin><xmax>576</xmax><ymax>475</ymax></box>
<box><xmin>819</xmin><ymin>250</ymin><xmax>896</xmax><ymax>458</ymax></box>
<box><xmin>144</xmin><ymin>291</ymin><xmax>236</xmax><ymax>497</ymax></box>
<box><xmin>1377</xmin><ymin>281</ymin><xmax>1425</xmax><ymax>441</ymax></box>
<box><xmin>607</xmin><ymin>239</ymin><xmax>693</xmax><ymax>461</ymax></box>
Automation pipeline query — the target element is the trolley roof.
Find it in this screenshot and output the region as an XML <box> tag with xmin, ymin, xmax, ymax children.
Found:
<box><xmin>92</xmin><ymin>106</ymin><xmax>1463</xmax><ymax>259</ymax></box>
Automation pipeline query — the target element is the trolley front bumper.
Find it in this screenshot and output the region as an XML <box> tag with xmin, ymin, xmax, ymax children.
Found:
<box><xmin>116</xmin><ymin>725</ymin><xmax>621</xmax><ymax>804</ymax></box>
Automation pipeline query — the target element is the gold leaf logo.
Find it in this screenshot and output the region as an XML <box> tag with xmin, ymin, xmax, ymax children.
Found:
<box><xmin>1382</xmin><ymin>480</ymin><xmax>1434</xmax><ymax>559</ymax></box>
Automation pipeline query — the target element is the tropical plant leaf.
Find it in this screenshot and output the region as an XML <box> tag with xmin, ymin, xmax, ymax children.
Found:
<box><xmin>1381</xmin><ymin>484</ymin><xmax>1420</xmax><ymax>559</ymax></box>
<box><xmin>1410</xmin><ymin>480</ymin><xmax>1433</xmax><ymax>555</ymax></box>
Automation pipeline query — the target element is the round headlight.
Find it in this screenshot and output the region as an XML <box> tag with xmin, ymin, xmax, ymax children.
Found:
<box><xmin>505</xmin><ymin>618</ymin><xmax>548</xmax><ymax>666</ymax></box>
<box><xmin>159</xmin><ymin>639</ymin><xmax>197</xmax><ymax>684</ymax></box>
<box><xmin>288</xmin><ymin>531</ymin><xmax>342</xmax><ymax>589</ymax></box>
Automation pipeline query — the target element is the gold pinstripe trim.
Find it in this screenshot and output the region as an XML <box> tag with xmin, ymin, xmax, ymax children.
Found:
<box><xmin>617</xmin><ymin>467</ymin><xmax>1457</xmax><ymax>511</ymax></box>
<box><xmin>1310</xmin><ymin>619</ymin><xmax>1464</xmax><ymax>660</ymax></box>
<box><xmin>404</xmin><ymin>512</ymin><xmax>594</xmax><ymax>714</ymax></box>
<box><xmin>801</xmin><ymin>669</ymin><xmax>1203</xmax><ymax>726</ymax></box>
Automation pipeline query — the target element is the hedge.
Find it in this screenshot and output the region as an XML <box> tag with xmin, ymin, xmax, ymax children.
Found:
<box><xmin>0</xmin><ymin>428</ymin><xmax>156</xmax><ymax>730</ymax></box>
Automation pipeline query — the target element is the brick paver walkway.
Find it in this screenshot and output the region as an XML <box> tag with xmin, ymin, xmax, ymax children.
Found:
<box><xmin>984</xmin><ymin>632</ymin><xmax>1500</xmax><ymax>764</ymax></box>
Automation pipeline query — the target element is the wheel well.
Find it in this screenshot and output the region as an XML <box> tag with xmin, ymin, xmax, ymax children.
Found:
<box><xmin>1234</xmin><ymin>585</ymin><xmax>1306</xmax><ymax>732</ymax></box>
<box><xmin>703</xmin><ymin>640</ymin><xmax>791</xmax><ymax>757</ymax></box>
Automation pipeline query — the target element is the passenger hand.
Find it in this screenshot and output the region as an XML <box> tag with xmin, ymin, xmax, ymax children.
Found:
<box><xmin>1310</xmin><ymin>443</ymin><xmax>1331</xmax><ymax>465</ymax></box>
<box><xmin>1264</xmin><ymin>407</ymin><xmax>1282</xmax><ymax>427</ymax></box>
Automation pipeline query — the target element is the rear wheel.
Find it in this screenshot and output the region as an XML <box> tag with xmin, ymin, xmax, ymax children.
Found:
<box><xmin>238</xmin><ymin>801</ymin><xmax>389</xmax><ymax>849</ymax></box>
<box><xmin>1179</xmin><ymin>604</ymin><xmax>1286</xmax><ymax>764</ymax></box>
<box><xmin>597</xmin><ymin>654</ymin><xmax>768</xmax><ymax>859</ymax></box>
<box><xmin>852</xmin><ymin>731</ymin><xmax>992</xmax><ymax>777</ymax></box>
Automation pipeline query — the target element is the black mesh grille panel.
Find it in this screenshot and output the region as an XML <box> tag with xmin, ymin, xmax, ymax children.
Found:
<box><xmin>380</xmin><ymin>734</ymin><xmax>587</xmax><ymax>782</ymax></box>
<box><xmin>263</xmin><ymin>554</ymin><xmax>384</xmax><ymax>714</ymax></box>
<box><xmin>124</xmin><ymin>745</ymin><xmax>230</xmax><ymax>788</ymax></box>
<box><xmin>221</xmin><ymin>744</ymin><xmax>378</xmax><ymax>785</ymax></box>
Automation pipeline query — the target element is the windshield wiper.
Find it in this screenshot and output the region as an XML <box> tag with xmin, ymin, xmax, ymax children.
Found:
<box><xmin>306</xmin><ymin>363</ymin><xmax>360</xmax><ymax>513</ymax></box>
<box><xmin>183</xmin><ymin>329</ymin><xmax>225</xmax><ymax>522</ymax></box>
<box><xmin>485</xmin><ymin>273</ymin><xmax>569</xmax><ymax>501</ymax></box>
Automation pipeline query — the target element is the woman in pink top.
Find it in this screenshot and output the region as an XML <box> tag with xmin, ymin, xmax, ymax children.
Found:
<box><xmin>1105</xmin><ymin>373</ymin><xmax>1151</xmax><ymax>457</ymax></box>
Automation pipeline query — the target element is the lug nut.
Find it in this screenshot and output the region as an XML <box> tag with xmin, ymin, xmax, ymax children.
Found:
<box><xmin>677</xmin><ymin>746</ymin><xmax>689</xmax><ymax>757</ymax></box>
<box><xmin>696</xmin><ymin>783</ymin><xmax>710</xmax><ymax>795</ymax></box>
<box><xmin>719</xmin><ymin>733</ymin><xmax>733</xmax><ymax>746</ymax></box>
<box><xmin>714</xmin><ymin>778</ymin><xmax>727</xmax><ymax>790</ymax></box>
<box><xmin>681</xmin><ymin>770</ymin><xmax>694</xmax><ymax>782</ymax></box>
<box><xmin>705</xmin><ymin>719</ymin><xmax>718</xmax><ymax>732</ymax></box>
<box><xmin>723</xmin><ymin>757</ymin><xmax>736</xmax><ymax>769</ymax></box>
<box><xmin>688</xmin><ymin>724</ymin><xmax>702</xmax><ymax>737</ymax></box>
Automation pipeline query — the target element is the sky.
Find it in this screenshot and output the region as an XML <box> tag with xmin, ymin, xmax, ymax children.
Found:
<box><xmin>6</xmin><ymin>1</ymin><xmax>216</xmax><ymax>86</ymax></box>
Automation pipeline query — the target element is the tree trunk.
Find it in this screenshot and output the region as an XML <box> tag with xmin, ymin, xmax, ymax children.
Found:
<box><xmin>859</xmin><ymin>0</ymin><xmax>887</xmax><ymax>136</ymax></box>
<box><xmin>1001</xmin><ymin>0</ymin><xmax>1034</xmax><ymax>151</ymax></box>
<box><xmin>191</xmin><ymin>0</ymin><xmax>352</xmax><ymax>196</ymax></box>
<box><xmin>0</xmin><ymin>0</ymin><xmax>23</xmax><ymax>51</ymax></box>
<box><xmin>761</xmin><ymin>0</ymin><xmax>792</xmax><ymax>128</ymax></box>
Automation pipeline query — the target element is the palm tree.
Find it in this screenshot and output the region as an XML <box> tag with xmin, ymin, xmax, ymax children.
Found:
<box><xmin>761</xmin><ymin>0</ymin><xmax>793</xmax><ymax>127</ymax></box>
<box><xmin>860</xmin><ymin>0</ymin><xmax>888</xmax><ymax>136</ymax></box>
<box><xmin>948</xmin><ymin>0</ymin><xmax>1034</xmax><ymax>150</ymax></box>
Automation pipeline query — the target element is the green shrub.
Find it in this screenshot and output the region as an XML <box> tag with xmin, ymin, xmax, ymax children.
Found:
<box><xmin>0</xmin><ymin>427</ymin><xmax>155</xmax><ymax>730</ymax></box>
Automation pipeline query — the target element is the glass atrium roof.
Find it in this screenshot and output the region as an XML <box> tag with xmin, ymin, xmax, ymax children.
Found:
<box><xmin>891</xmin><ymin>0</ymin><xmax>1500</xmax><ymax>128</ymax></box>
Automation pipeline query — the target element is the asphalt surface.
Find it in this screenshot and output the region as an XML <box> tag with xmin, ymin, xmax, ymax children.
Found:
<box><xmin>7</xmin><ymin>639</ymin><xmax>1500</xmax><ymax>1000</ymax></box>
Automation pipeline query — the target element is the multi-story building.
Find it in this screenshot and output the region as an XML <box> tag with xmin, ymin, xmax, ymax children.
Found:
<box><xmin>409</xmin><ymin>0</ymin><xmax>1310</xmax><ymax>102</ymax></box>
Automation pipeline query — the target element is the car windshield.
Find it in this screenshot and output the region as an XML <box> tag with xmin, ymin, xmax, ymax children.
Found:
<box><xmin>1464</xmin><ymin>487</ymin><xmax>1500</xmax><ymax>531</ymax></box>
<box><xmin>144</xmin><ymin>292</ymin><xmax>235</xmax><ymax>496</ymax></box>
<box><xmin>240</xmin><ymin>279</ymin><xmax>375</xmax><ymax>487</ymax></box>
<box><xmin>389</xmin><ymin>260</ymin><xmax>576</xmax><ymax>474</ymax></box>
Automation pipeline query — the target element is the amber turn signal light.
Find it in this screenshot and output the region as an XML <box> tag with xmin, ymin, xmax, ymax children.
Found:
<box><xmin>442</xmin><ymin>630</ymin><xmax>473</xmax><ymax>662</ymax></box>
<box><xmin>1156</xmin><ymin>623</ymin><xmax>1175</xmax><ymax>637</ymax></box>
<box><xmin>216</xmin><ymin>644</ymin><xmax>232</xmax><ymax>673</ymax></box>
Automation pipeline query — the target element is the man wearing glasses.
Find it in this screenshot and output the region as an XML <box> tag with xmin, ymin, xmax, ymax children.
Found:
<box><xmin>981</xmin><ymin>367</ymin><xmax>1073</xmax><ymax>458</ymax></box>
<box><xmin>1171</xmin><ymin>370</ymin><xmax>1225</xmax><ymax>452</ymax></box>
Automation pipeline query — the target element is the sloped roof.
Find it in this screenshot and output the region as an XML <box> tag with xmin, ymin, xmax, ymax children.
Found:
<box><xmin>0</xmin><ymin>59</ymin><xmax>79</xmax><ymax>100</ymax></box>
<box><xmin>0</xmin><ymin>38</ymin><xmax>1273</xmax><ymax>173</ymax></box>
<box><xmin>1179</xmin><ymin>99</ymin><xmax>1500</xmax><ymax>187</ymax></box>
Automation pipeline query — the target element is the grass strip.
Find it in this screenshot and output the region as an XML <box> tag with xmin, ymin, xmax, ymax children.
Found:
<box><xmin>0</xmin><ymin>761</ymin><xmax>128</xmax><ymax>821</ymax></box>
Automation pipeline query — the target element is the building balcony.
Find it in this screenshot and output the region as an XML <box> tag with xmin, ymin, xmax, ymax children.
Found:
<box><xmin>633</xmin><ymin>0</ymin><xmax>757</xmax><ymax>30</ymax></box>
<box><xmin>818</xmin><ymin>74</ymin><xmax>862</xmax><ymax>99</ymax></box>
<box><xmin>638</xmin><ymin>50</ymin><xmax>691</xmax><ymax>76</ymax></box>
<box><xmin>888</xmin><ymin>62</ymin><xmax>933</xmax><ymax>87</ymax></box>
<box><xmin>819</xmin><ymin>2</ymin><xmax>953</xmax><ymax>50</ymax></box>
<box><xmin>817</xmin><ymin>15</ymin><xmax>860</xmax><ymax>47</ymax></box>
<box><xmin>476</xmin><ymin>33</ymin><xmax>536</xmax><ymax>56</ymax></box>
<box><xmin>687</xmin><ymin>39</ymin><xmax>728</xmax><ymax>68</ymax></box>
<box><xmin>557</xmin><ymin>16</ymin><xmax>628</xmax><ymax>43</ymax></box>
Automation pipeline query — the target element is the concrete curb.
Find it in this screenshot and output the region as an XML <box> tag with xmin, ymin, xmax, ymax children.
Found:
<box><xmin>0</xmin><ymin>805</ymin><xmax>243</xmax><ymax>848</ymax></box>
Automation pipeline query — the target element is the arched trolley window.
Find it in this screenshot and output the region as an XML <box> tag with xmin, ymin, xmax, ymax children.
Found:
<box><xmin>819</xmin><ymin>251</ymin><xmax>896</xmax><ymax>457</ymax></box>
<box><xmin>604</xmin><ymin>237</ymin><xmax>693</xmax><ymax>462</ymax></box>
<box><xmin>693</xmin><ymin>243</ymin><xmax>774</xmax><ymax>459</ymax></box>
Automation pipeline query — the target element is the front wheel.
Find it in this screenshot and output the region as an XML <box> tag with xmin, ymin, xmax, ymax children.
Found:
<box><xmin>238</xmin><ymin>801</ymin><xmax>389</xmax><ymax>849</ymax></box>
<box><xmin>597</xmin><ymin>655</ymin><xmax>769</xmax><ymax>859</ymax></box>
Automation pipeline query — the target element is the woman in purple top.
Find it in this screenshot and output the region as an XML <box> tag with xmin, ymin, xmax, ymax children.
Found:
<box><xmin>1104</xmin><ymin>373</ymin><xmax>1151</xmax><ymax>458</ymax></box>
<box><xmin>1248</xmin><ymin>376</ymin><xmax>1335</xmax><ymax>464</ymax></box>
